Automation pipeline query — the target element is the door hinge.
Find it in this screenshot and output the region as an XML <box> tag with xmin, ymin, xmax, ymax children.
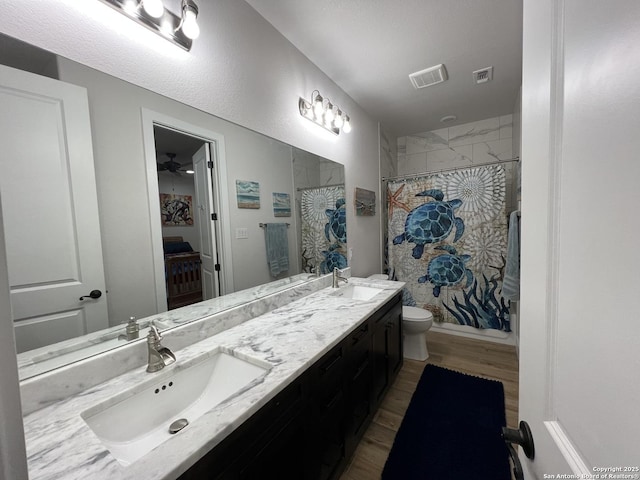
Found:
<box><xmin>211</xmin><ymin>213</ymin><xmax>218</xmax><ymax>221</ymax></box>
<box><xmin>214</xmin><ymin>264</ymin><xmax>221</xmax><ymax>272</ymax></box>
<box><xmin>207</xmin><ymin>161</ymin><xmax>214</xmax><ymax>169</ymax></box>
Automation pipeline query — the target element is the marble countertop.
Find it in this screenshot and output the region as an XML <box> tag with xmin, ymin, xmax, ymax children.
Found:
<box><xmin>17</xmin><ymin>272</ymin><xmax>316</xmax><ymax>380</ymax></box>
<box><xmin>23</xmin><ymin>278</ymin><xmax>404</xmax><ymax>480</ymax></box>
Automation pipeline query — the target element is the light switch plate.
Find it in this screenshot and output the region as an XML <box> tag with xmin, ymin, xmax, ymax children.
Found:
<box><xmin>236</xmin><ymin>228</ymin><xmax>248</xmax><ymax>239</ymax></box>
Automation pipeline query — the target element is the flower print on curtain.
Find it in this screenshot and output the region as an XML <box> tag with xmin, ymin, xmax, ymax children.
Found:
<box><xmin>300</xmin><ymin>186</ymin><xmax>347</xmax><ymax>274</ymax></box>
<box><xmin>388</xmin><ymin>165</ymin><xmax>511</xmax><ymax>331</ymax></box>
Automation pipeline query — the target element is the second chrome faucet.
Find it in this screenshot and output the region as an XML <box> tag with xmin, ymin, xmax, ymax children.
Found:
<box><xmin>332</xmin><ymin>267</ymin><xmax>348</xmax><ymax>288</ymax></box>
<box><xmin>146</xmin><ymin>323</ymin><xmax>176</xmax><ymax>373</ymax></box>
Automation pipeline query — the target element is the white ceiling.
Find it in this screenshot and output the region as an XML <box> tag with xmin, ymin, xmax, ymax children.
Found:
<box><xmin>245</xmin><ymin>0</ymin><xmax>523</xmax><ymax>137</ymax></box>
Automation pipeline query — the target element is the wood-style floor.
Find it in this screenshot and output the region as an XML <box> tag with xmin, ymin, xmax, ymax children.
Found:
<box><xmin>339</xmin><ymin>330</ymin><xmax>519</xmax><ymax>480</ymax></box>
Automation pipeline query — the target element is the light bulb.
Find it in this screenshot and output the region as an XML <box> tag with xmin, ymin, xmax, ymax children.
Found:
<box><xmin>181</xmin><ymin>3</ymin><xmax>200</xmax><ymax>39</ymax></box>
<box><xmin>312</xmin><ymin>94</ymin><xmax>324</xmax><ymax>119</ymax></box>
<box><xmin>334</xmin><ymin>109</ymin><xmax>344</xmax><ymax>129</ymax></box>
<box><xmin>303</xmin><ymin>103</ymin><xmax>314</xmax><ymax>119</ymax></box>
<box><xmin>324</xmin><ymin>102</ymin><xmax>335</xmax><ymax>123</ymax></box>
<box><xmin>160</xmin><ymin>18</ymin><xmax>173</xmax><ymax>36</ymax></box>
<box><xmin>142</xmin><ymin>0</ymin><xmax>164</xmax><ymax>19</ymax></box>
<box><xmin>342</xmin><ymin>115</ymin><xmax>352</xmax><ymax>133</ymax></box>
<box><xmin>123</xmin><ymin>0</ymin><xmax>138</xmax><ymax>14</ymax></box>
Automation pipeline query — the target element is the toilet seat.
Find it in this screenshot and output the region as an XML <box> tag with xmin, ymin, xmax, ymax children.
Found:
<box><xmin>402</xmin><ymin>306</ymin><xmax>433</xmax><ymax>321</ymax></box>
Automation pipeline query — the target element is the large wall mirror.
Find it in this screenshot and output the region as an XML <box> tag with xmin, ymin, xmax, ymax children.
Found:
<box><xmin>0</xmin><ymin>32</ymin><xmax>346</xmax><ymax>380</ymax></box>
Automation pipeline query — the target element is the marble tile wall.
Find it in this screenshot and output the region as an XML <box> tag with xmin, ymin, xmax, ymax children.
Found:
<box><xmin>379</xmin><ymin>125</ymin><xmax>397</xmax><ymax>273</ymax></box>
<box><xmin>397</xmin><ymin>115</ymin><xmax>519</xmax><ymax>213</ymax></box>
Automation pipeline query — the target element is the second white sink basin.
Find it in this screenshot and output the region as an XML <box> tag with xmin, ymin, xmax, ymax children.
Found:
<box><xmin>82</xmin><ymin>347</ymin><xmax>271</xmax><ymax>466</ymax></box>
<box><xmin>331</xmin><ymin>284</ymin><xmax>384</xmax><ymax>301</ymax></box>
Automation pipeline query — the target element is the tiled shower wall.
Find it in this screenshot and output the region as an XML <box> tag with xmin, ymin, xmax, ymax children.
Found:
<box><xmin>397</xmin><ymin>115</ymin><xmax>519</xmax><ymax>214</ymax></box>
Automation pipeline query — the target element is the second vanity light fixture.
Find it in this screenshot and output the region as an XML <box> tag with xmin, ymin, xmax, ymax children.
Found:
<box><xmin>98</xmin><ymin>0</ymin><xmax>200</xmax><ymax>51</ymax></box>
<box><xmin>299</xmin><ymin>90</ymin><xmax>352</xmax><ymax>135</ymax></box>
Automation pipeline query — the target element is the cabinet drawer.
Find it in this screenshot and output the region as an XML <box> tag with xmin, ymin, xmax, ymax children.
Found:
<box><xmin>316</xmin><ymin>345</ymin><xmax>344</xmax><ymax>378</ymax></box>
<box><xmin>253</xmin><ymin>380</ymin><xmax>304</xmax><ymax>434</ymax></box>
<box><xmin>347</xmin><ymin>321</ymin><xmax>370</xmax><ymax>348</ymax></box>
<box><xmin>371</xmin><ymin>292</ymin><xmax>402</xmax><ymax>327</ymax></box>
<box><xmin>313</xmin><ymin>345</ymin><xmax>345</xmax><ymax>392</ymax></box>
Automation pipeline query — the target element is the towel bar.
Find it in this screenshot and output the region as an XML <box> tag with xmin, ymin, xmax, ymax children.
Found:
<box><xmin>259</xmin><ymin>223</ymin><xmax>290</xmax><ymax>228</ymax></box>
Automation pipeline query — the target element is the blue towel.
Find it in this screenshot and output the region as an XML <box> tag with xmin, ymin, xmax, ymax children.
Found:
<box><xmin>264</xmin><ymin>223</ymin><xmax>289</xmax><ymax>277</ymax></box>
<box><xmin>502</xmin><ymin>211</ymin><xmax>520</xmax><ymax>300</ymax></box>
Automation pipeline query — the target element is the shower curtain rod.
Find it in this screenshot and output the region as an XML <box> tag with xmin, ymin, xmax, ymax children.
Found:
<box><xmin>296</xmin><ymin>183</ymin><xmax>345</xmax><ymax>192</ymax></box>
<box><xmin>382</xmin><ymin>157</ymin><xmax>520</xmax><ymax>182</ymax></box>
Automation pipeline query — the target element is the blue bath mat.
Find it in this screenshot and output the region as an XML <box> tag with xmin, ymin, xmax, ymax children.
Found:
<box><xmin>382</xmin><ymin>365</ymin><xmax>511</xmax><ymax>480</ymax></box>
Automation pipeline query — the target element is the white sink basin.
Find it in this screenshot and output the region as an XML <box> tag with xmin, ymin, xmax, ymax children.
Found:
<box><xmin>331</xmin><ymin>284</ymin><xmax>384</xmax><ymax>301</ymax></box>
<box><xmin>81</xmin><ymin>347</ymin><xmax>271</xmax><ymax>466</ymax></box>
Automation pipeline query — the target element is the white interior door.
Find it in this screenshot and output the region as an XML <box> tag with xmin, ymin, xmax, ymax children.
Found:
<box><xmin>519</xmin><ymin>0</ymin><xmax>640</xmax><ymax>477</ymax></box>
<box><xmin>193</xmin><ymin>144</ymin><xmax>219</xmax><ymax>299</ymax></box>
<box><xmin>0</xmin><ymin>64</ymin><xmax>108</xmax><ymax>353</ymax></box>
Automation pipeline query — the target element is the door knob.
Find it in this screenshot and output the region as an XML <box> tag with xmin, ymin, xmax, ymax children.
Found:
<box><xmin>502</xmin><ymin>420</ymin><xmax>535</xmax><ymax>480</ymax></box>
<box><xmin>79</xmin><ymin>289</ymin><xmax>102</xmax><ymax>300</ymax></box>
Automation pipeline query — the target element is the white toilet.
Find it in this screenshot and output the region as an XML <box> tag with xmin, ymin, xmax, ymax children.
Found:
<box><xmin>368</xmin><ymin>274</ymin><xmax>434</xmax><ymax>361</ymax></box>
<box><xmin>401</xmin><ymin>305</ymin><xmax>433</xmax><ymax>361</ymax></box>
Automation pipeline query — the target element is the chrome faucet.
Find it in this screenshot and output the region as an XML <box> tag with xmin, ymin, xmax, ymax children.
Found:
<box><xmin>118</xmin><ymin>316</ymin><xmax>140</xmax><ymax>341</ymax></box>
<box><xmin>146</xmin><ymin>322</ymin><xmax>176</xmax><ymax>373</ymax></box>
<box><xmin>332</xmin><ymin>267</ymin><xmax>348</xmax><ymax>288</ymax></box>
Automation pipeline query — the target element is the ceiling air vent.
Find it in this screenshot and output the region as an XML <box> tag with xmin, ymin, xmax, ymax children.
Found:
<box><xmin>472</xmin><ymin>66</ymin><xmax>493</xmax><ymax>84</ymax></box>
<box><xmin>409</xmin><ymin>64</ymin><xmax>448</xmax><ymax>89</ymax></box>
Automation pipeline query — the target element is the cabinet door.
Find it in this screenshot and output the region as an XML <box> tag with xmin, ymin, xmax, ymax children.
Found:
<box><xmin>314</xmin><ymin>390</ymin><xmax>347</xmax><ymax>480</ymax></box>
<box><xmin>179</xmin><ymin>380</ymin><xmax>305</xmax><ymax>480</ymax></box>
<box><xmin>239</xmin><ymin>410</ymin><xmax>307</xmax><ymax>480</ymax></box>
<box><xmin>345</xmin><ymin>322</ymin><xmax>373</xmax><ymax>458</ymax></box>
<box><xmin>386</xmin><ymin>302</ymin><xmax>403</xmax><ymax>380</ymax></box>
<box><xmin>371</xmin><ymin>316</ymin><xmax>389</xmax><ymax>409</ymax></box>
<box><xmin>345</xmin><ymin>361</ymin><xmax>372</xmax><ymax>458</ymax></box>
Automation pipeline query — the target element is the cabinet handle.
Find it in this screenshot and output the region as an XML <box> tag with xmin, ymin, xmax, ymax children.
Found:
<box><xmin>351</xmin><ymin>329</ymin><xmax>368</xmax><ymax>345</ymax></box>
<box><xmin>325</xmin><ymin>390</ymin><xmax>342</xmax><ymax>410</ymax></box>
<box><xmin>353</xmin><ymin>359</ymin><xmax>370</xmax><ymax>380</ymax></box>
<box><xmin>321</xmin><ymin>353</ymin><xmax>342</xmax><ymax>373</ymax></box>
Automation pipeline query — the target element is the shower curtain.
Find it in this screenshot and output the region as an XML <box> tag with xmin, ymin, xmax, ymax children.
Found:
<box><xmin>300</xmin><ymin>186</ymin><xmax>347</xmax><ymax>274</ymax></box>
<box><xmin>387</xmin><ymin>165</ymin><xmax>511</xmax><ymax>331</ymax></box>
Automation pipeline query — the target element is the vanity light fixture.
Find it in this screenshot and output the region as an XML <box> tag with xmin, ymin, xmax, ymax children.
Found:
<box><xmin>299</xmin><ymin>90</ymin><xmax>352</xmax><ymax>135</ymax></box>
<box><xmin>98</xmin><ymin>0</ymin><xmax>200</xmax><ymax>50</ymax></box>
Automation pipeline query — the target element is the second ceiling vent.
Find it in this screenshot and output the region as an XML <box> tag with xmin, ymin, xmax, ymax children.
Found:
<box><xmin>472</xmin><ymin>66</ymin><xmax>494</xmax><ymax>84</ymax></box>
<box><xmin>409</xmin><ymin>64</ymin><xmax>448</xmax><ymax>89</ymax></box>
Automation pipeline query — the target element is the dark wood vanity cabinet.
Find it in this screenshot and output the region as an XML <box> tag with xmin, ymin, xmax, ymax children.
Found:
<box><xmin>179</xmin><ymin>293</ymin><xmax>402</xmax><ymax>480</ymax></box>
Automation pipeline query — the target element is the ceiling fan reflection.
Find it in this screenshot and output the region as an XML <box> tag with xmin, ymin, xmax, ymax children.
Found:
<box><xmin>157</xmin><ymin>153</ymin><xmax>192</xmax><ymax>175</ymax></box>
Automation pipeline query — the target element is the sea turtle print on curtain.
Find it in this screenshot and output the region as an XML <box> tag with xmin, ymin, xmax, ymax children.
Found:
<box><xmin>300</xmin><ymin>186</ymin><xmax>347</xmax><ymax>274</ymax></box>
<box><xmin>388</xmin><ymin>165</ymin><xmax>511</xmax><ymax>331</ymax></box>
